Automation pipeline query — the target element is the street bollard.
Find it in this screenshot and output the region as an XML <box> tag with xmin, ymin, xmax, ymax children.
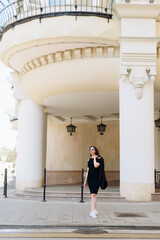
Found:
<box><xmin>155</xmin><ymin>169</ymin><xmax>157</xmax><ymax>189</ymax></box>
<box><xmin>80</xmin><ymin>168</ymin><xmax>84</xmax><ymax>203</ymax></box>
<box><xmin>3</xmin><ymin>168</ymin><xmax>7</xmax><ymax>198</ymax></box>
<box><xmin>3</xmin><ymin>171</ymin><xmax>5</xmax><ymax>196</ymax></box>
<box><xmin>42</xmin><ymin>168</ymin><xmax>47</xmax><ymax>202</ymax></box>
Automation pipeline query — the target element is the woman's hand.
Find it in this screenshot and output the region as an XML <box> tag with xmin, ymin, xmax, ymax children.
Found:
<box><xmin>84</xmin><ymin>180</ymin><xmax>87</xmax><ymax>188</ymax></box>
<box><xmin>93</xmin><ymin>155</ymin><xmax>100</xmax><ymax>168</ymax></box>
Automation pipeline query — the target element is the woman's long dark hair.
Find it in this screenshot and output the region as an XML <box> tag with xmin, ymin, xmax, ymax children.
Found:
<box><xmin>89</xmin><ymin>146</ymin><xmax>99</xmax><ymax>156</ymax></box>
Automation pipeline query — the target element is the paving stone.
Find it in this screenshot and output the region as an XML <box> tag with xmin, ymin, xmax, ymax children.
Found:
<box><xmin>0</xmin><ymin>188</ymin><xmax>160</xmax><ymax>227</ymax></box>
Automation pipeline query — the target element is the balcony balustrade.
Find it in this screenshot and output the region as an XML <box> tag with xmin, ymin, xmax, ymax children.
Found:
<box><xmin>0</xmin><ymin>0</ymin><xmax>113</xmax><ymax>36</ymax></box>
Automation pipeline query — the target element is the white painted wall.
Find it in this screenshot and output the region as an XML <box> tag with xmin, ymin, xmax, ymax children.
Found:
<box><xmin>46</xmin><ymin>117</ymin><xmax>120</xmax><ymax>171</ymax></box>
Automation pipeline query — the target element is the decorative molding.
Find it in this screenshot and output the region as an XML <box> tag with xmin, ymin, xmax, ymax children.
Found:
<box><xmin>120</xmin><ymin>65</ymin><xmax>156</xmax><ymax>99</ymax></box>
<box><xmin>121</xmin><ymin>50</ymin><xmax>157</xmax><ymax>99</ymax></box>
<box><xmin>121</xmin><ymin>52</ymin><xmax>156</xmax><ymax>63</ymax></box>
<box><xmin>22</xmin><ymin>47</ymin><xmax>119</xmax><ymax>73</ymax></box>
<box><xmin>120</xmin><ymin>37</ymin><xmax>159</xmax><ymax>41</ymax></box>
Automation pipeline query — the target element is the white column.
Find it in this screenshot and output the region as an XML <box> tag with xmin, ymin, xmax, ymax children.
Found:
<box><xmin>16</xmin><ymin>99</ymin><xmax>46</xmax><ymax>190</ymax></box>
<box><xmin>120</xmin><ymin>74</ymin><xmax>155</xmax><ymax>201</ymax></box>
<box><xmin>119</xmin><ymin>18</ymin><xmax>157</xmax><ymax>201</ymax></box>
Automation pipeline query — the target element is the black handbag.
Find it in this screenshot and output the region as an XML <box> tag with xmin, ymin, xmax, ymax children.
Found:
<box><xmin>99</xmin><ymin>156</ymin><xmax>108</xmax><ymax>190</ymax></box>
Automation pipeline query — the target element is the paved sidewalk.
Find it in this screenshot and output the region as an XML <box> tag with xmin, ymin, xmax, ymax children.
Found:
<box><xmin>0</xmin><ymin>176</ymin><xmax>160</xmax><ymax>229</ymax></box>
<box><xmin>0</xmin><ymin>196</ymin><xmax>160</xmax><ymax>228</ymax></box>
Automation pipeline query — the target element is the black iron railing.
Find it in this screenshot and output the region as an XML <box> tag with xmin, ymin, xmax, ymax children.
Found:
<box><xmin>0</xmin><ymin>0</ymin><xmax>113</xmax><ymax>36</ymax></box>
<box><xmin>155</xmin><ymin>169</ymin><xmax>160</xmax><ymax>189</ymax></box>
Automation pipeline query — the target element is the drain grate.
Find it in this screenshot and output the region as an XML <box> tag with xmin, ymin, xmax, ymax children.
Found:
<box><xmin>74</xmin><ymin>228</ymin><xmax>107</xmax><ymax>234</ymax></box>
<box><xmin>114</xmin><ymin>212</ymin><xmax>147</xmax><ymax>218</ymax></box>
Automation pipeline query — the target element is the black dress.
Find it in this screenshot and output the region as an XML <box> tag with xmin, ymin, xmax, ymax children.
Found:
<box><xmin>87</xmin><ymin>157</ymin><xmax>102</xmax><ymax>194</ymax></box>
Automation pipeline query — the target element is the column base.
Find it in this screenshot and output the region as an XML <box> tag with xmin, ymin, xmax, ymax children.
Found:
<box><xmin>16</xmin><ymin>179</ymin><xmax>43</xmax><ymax>191</ymax></box>
<box><xmin>120</xmin><ymin>183</ymin><xmax>155</xmax><ymax>201</ymax></box>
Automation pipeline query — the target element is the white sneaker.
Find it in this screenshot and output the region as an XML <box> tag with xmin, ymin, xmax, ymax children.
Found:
<box><xmin>89</xmin><ymin>211</ymin><xmax>97</xmax><ymax>218</ymax></box>
<box><xmin>94</xmin><ymin>209</ymin><xmax>98</xmax><ymax>215</ymax></box>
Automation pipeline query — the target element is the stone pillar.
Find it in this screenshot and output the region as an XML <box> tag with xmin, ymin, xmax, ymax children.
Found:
<box><xmin>16</xmin><ymin>99</ymin><xmax>46</xmax><ymax>190</ymax></box>
<box><xmin>119</xmin><ymin>18</ymin><xmax>157</xmax><ymax>201</ymax></box>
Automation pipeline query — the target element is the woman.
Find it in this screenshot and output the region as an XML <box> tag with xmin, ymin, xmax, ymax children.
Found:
<box><xmin>84</xmin><ymin>146</ymin><xmax>102</xmax><ymax>218</ymax></box>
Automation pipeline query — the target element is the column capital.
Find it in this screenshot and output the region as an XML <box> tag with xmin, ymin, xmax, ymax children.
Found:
<box><xmin>113</xmin><ymin>1</ymin><xmax>160</xmax><ymax>19</ymax></box>
<box><xmin>120</xmin><ymin>65</ymin><xmax>156</xmax><ymax>99</ymax></box>
<box><xmin>10</xmin><ymin>71</ymin><xmax>28</xmax><ymax>100</ymax></box>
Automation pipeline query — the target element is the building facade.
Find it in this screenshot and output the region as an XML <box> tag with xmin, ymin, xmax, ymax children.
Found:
<box><xmin>0</xmin><ymin>0</ymin><xmax>160</xmax><ymax>201</ymax></box>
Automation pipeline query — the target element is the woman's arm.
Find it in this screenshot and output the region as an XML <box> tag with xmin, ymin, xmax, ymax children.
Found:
<box><xmin>93</xmin><ymin>156</ymin><xmax>100</xmax><ymax>168</ymax></box>
<box><xmin>84</xmin><ymin>167</ymin><xmax>89</xmax><ymax>187</ymax></box>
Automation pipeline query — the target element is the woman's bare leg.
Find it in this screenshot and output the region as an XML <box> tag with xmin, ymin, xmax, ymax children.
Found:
<box><xmin>95</xmin><ymin>195</ymin><xmax>97</xmax><ymax>211</ymax></box>
<box><xmin>91</xmin><ymin>194</ymin><xmax>97</xmax><ymax>211</ymax></box>
<box><xmin>91</xmin><ymin>194</ymin><xmax>94</xmax><ymax>211</ymax></box>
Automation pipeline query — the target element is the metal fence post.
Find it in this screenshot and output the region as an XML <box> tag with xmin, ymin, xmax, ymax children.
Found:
<box><xmin>80</xmin><ymin>168</ymin><xmax>84</xmax><ymax>203</ymax></box>
<box><xmin>42</xmin><ymin>168</ymin><xmax>47</xmax><ymax>202</ymax></box>
<box><xmin>3</xmin><ymin>168</ymin><xmax>7</xmax><ymax>198</ymax></box>
<box><xmin>155</xmin><ymin>169</ymin><xmax>157</xmax><ymax>189</ymax></box>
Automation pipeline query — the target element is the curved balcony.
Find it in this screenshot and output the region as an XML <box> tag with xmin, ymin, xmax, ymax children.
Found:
<box><xmin>0</xmin><ymin>0</ymin><xmax>113</xmax><ymax>36</ymax></box>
